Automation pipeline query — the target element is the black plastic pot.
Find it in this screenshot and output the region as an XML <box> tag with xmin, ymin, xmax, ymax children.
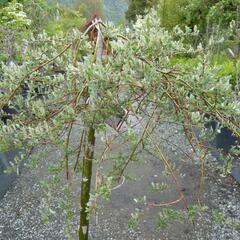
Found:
<box><xmin>0</xmin><ymin>103</ymin><xmax>23</xmax><ymax>199</ymax></box>
<box><xmin>0</xmin><ymin>150</ymin><xmax>19</xmax><ymax>199</ymax></box>
<box><xmin>207</xmin><ymin>121</ymin><xmax>240</xmax><ymax>183</ymax></box>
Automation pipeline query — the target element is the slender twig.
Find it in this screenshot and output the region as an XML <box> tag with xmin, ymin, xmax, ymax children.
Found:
<box><xmin>132</xmin><ymin>111</ymin><xmax>189</xmax><ymax>210</ymax></box>
<box><xmin>65</xmin><ymin>122</ymin><xmax>74</xmax><ymax>180</ymax></box>
<box><xmin>147</xmin><ymin>196</ymin><xmax>183</xmax><ymax>208</ymax></box>
<box><xmin>74</xmin><ymin>130</ymin><xmax>85</xmax><ymax>171</ymax></box>
<box><xmin>117</xmin><ymin>108</ymin><xmax>157</xmax><ymax>182</ymax></box>
<box><xmin>0</xmin><ymin>43</ymin><xmax>72</xmax><ymax>110</ymax></box>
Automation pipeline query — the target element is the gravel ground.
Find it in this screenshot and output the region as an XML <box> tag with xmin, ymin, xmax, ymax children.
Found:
<box><xmin>0</xmin><ymin>121</ymin><xmax>239</xmax><ymax>240</ymax></box>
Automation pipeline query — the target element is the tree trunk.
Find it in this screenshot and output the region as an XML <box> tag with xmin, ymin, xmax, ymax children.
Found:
<box><xmin>79</xmin><ymin>17</ymin><xmax>103</xmax><ymax>240</ymax></box>
<box><xmin>79</xmin><ymin>126</ymin><xmax>95</xmax><ymax>240</ymax></box>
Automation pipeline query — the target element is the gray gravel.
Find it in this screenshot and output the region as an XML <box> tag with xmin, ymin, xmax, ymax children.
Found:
<box><xmin>0</xmin><ymin>121</ymin><xmax>240</xmax><ymax>240</ymax></box>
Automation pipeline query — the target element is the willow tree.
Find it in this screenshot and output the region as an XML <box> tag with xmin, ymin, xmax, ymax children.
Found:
<box><xmin>0</xmin><ymin>10</ymin><xmax>239</xmax><ymax>240</ymax></box>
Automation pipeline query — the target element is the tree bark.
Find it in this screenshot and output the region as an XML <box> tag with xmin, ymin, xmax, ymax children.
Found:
<box><xmin>79</xmin><ymin>18</ymin><xmax>103</xmax><ymax>240</ymax></box>
<box><xmin>79</xmin><ymin>126</ymin><xmax>95</xmax><ymax>240</ymax></box>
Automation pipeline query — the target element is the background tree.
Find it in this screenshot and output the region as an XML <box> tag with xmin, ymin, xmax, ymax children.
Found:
<box><xmin>0</xmin><ymin>1</ymin><xmax>31</xmax><ymax>62</ymax></box>
<box><xmin>0</xmin><ymin>0</ymin><xmax>104</xmax><ymax>62</ymax></box>
<box><xmin>126</xmin><ymin>0</ymin><xmax>240</xmax><ymax>35</ymax></box>
<box><xmin>126</xmin><ymin>0</ymin><xmax>158</xmax><ymax>22</ymax></box>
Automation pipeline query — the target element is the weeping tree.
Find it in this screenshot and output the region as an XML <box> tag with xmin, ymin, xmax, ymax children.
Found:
<box><xmin>0</xmin><ymin>9</ymin><xmax>240</xmax><ymax>240</ymax></box>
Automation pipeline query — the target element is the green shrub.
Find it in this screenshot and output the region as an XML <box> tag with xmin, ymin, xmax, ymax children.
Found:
<box><xmin>171</xmin><ymin>54</ymin><xmax>240</xmax><ymax>87</ymax></box>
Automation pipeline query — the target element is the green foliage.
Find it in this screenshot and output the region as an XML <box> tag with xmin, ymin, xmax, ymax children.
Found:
<box><xmin>23</xmin><ymin>0</ymin><xmax>53</xmax><ymax>26</ymax></box>
<box><xmin>0</xmin><ymin>1</ymin><xmax>31</xmax><ymax>28</ymax></box>
<box><xmin>60</xmin><ymin>186</ymin><xmax>75</xmax><ymax>239</ymax></box>
<box><xmin>0</xmin><ymin>0</ymin><xmax>104</xmax><ymax>62</ymax></box>
<box><xmin>150</xmin><ymin>182</ymin><xmax>168</xmax><ymax>192</ymax></box>
<box><xmin>79</xmin><ymin>0</ymin><xmax>103</xmax><ymax>18</ymax></box>
<box><xmin>157</xmin><ymin>208</ymin><xmax>184</xmax><ymax>229</ymax></box>
<box><xmin>187</xmin><ymin>204</ymin><xmax>209</xmax><ymax>223</ymax></box>
<box><xmin>179</xmin><ymin>0</ymin><xmax>215</xmax><ymax>34</ymax></box>
<box><xmin>128</xmin><ymin>208</ymin><xmax>141</xmax><ymax>229</ymax></box>
<box><xmin>126</xmin><ymin>0</ymin><xmax>158</xmax><ymax>22</ymax></box>
<box><xmin>0</xmin><ymin>0</ymin><xmax>9</xmax><ymax>7</ymax></box>
<box><xmin>156</xmin><ymin>0</ymin><xmax>187</xmax><ymax>29</ymax></box>
<box><xmin>207</xmin><ymin>0</ymin><xmax>240</xmax><ymax>28</ymax></box>
<box><xmin>170</xmin><ymin>56</ymin><xmax>199</xmax><ymax>68</ymax></box>
<box><xmin>171</xmin><ymin>54</ymin><xmax>240</xmax><ymax>87</ymax></box>
<box><xmin>98</xmin><ymin>176</ymin><xmax>112</xmax><ymax>200</ymax></box>
<box><xmin>176</xmin><ymin>0</ymin><xmax>240</xmax><ymax>37</ymax></box>
<box><xmin>211</xmin><ymin>54</ymin><xmax>240</xmax><ymax>86</ymax></box>
<box><xmin>45</xmin><ymin>4</ymin><xmax>86</xmax><ymax>34</ymax></box>
<box><xmin>213</xmin><ymin>209</ymin><xmax>240</xmax><ymax>228</ymax></box>
<box><xmin>126</xmin><ymin>0</ymin><xmax>240</xmax><ymax>40</ymax></box>
<box><xmin>46</xmin><ymin>0</ymin><xmax>104</xmax><ymax>33</ymax></box>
